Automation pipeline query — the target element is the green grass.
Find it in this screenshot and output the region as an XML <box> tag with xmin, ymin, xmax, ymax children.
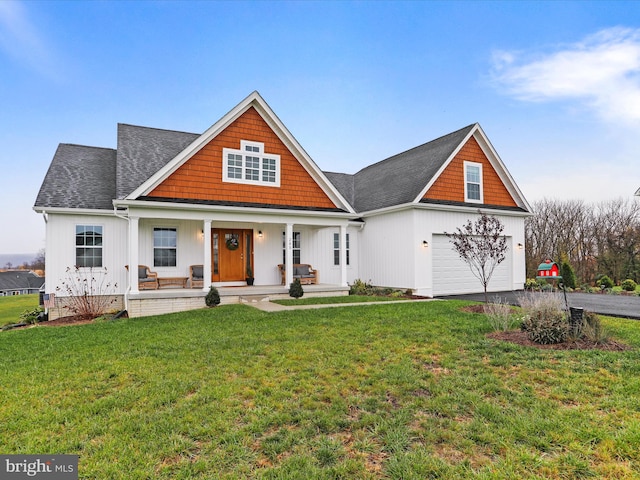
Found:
<box><xmin>0</xmin><ymin>293</ymin><xmax>39</xmax><ymax>326</ymax></box>
<box><xmin>273</xmin><ymin>295</ymin><xmax>407</xmax><ymax>306</ymax></box>
<box><xmin>2</xmin><ymin>301</ymin><xmax>640</xmax><ymax>478</ymax></box>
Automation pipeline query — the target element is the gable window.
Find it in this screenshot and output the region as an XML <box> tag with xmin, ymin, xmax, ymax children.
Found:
<box><xmin>154</xmin><ymin>228</ymin><xmax>177</xmax><ymax>267</ymax></box>
<box><xmin>282</xmin><ymin>231</ymin><xmax>301</xmax><ymax>264</ymax></box>
<box><xmin>333</xmin><ymin>233</ymin><xmax>350</xmax><ymax>266</ymax></box>
<box><xmin>76</xmin><ymin>225</ymin><xmax>103</xmax><ymax>267</ymax></box>
<box><xmin>223</xmin><ymin>140</ymin><xmax>281</xmax><ymax>187</ymax></box>
<box><xmin>464</xmin><ymin>161</ymin><xmax>483</xmax><ymax>203</ymax></box>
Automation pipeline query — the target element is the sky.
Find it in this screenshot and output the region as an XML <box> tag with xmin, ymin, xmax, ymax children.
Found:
<box><xmin>1</xmin><ymin>0</ymin><xmax>640</xmax><ymax>255</ymax></box>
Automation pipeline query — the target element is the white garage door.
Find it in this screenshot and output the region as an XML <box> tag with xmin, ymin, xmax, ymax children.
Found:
<box><xmin>432</xmin><ymin>234</ymin><xmax>512</xmax><ymax>296</ymax></box>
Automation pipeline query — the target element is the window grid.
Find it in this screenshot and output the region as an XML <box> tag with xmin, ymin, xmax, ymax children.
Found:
<box><xmin>283</xmin><ymin>231</ymin><xmax>301</xmax><ymax>265</ymax></box>
<box><xmin>223</xmin><ymin>141</ymin><xmax>280</xmax><ymax>187</ymax></box>
<box><xmin>154</xmin><ymin>228</ymin><xmax>177</xmax><ymax>267</ymax></box>
<box><xmin>464</xmin><ymin>162</ymin><xmax>483</xmax><ymax>202</ymax></box>
<box><xmin>75</xmin><ymin>225</ymin><xmax>103</xmax><ymax>268</ymax></box>
<box><xmin>333</xmin><ymin>233</ymin><xmax>350</xmax><ymax>266</ymax></box>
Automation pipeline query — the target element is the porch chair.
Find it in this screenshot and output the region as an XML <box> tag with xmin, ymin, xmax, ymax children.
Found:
<box><xmin>277</xmin><ymin>264</ymin><xmax>318</xmax><ymax>285</ymax></box>
<box><xmin>125</xmin><ymin>265</ymin><xmax>159</xmax><ymax>290</ymax></box>
<box><xmin>190</xmin><ymin>265</ymin><xmax>204</xmax><ymax>289</ymax></box>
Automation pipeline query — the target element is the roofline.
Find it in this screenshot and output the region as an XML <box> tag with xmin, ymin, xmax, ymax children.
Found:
<box><xmin>127</xmin><ymin>91</ymin><xmax>356</xmax><ymax>215</ymax></box>
<box><xmin>33</xmin><ymin>206</ymin><xmax>115</xmax><ymax>216</ymax></box>
<box><xmin>359</xmin><ymin>201</ymin><xmax>532</xmax><ymax>218</ymax></box>
<box><xmin>113</xmin><ymin>198</ymin><xmax>359</xmax><ymax>220</ymax></box>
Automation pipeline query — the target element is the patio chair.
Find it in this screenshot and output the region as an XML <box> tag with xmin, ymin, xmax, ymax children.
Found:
<box><xmin>190</xmin><ymin>265</ymin><xmax>204</xmax><ymax>288</ymax></box>
<box><xmin>125</xmin><ymin>265</ymin><xmax>159</xmax><ymax>290</ymax></box>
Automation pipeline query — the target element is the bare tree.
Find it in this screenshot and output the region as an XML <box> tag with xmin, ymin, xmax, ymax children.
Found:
<box><xmin>446</xmin><ymin>212</ymin><xmax>508</xmax><ymax>303</ymax></box>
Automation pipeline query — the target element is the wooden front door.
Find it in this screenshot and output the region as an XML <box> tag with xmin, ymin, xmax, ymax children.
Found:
<box><xmin>212</xmin><ymin>229</ymin><xmax>253</xmax><ymax>282</ymax></box>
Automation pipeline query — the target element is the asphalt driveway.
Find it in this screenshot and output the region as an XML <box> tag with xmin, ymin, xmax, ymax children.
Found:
<box><xmin>439</xmin><ymin>291</ymin><xmax>640</xmax><ymax>320</ymax></box>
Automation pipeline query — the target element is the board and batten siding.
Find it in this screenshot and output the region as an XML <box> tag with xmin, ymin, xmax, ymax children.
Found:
<box><xmin>44</xmin><ymin>213</ymin><xmax>129</xmax><ymax>296</ymax></box>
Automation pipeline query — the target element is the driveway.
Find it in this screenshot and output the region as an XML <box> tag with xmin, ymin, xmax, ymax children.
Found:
<box><xmin>439</xmin><ymin>291</ymin><xmax>640</xmax><ymax>320</ymax></box>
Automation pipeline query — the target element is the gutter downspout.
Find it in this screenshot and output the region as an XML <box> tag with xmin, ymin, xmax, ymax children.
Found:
<box><xmin>113</xmin><ymin>206</ymin><xmax>131</xmax><ymax>313</ymax></box>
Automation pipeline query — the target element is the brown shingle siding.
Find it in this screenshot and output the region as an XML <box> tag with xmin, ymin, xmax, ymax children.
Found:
<box><xmin>148</xmin><ymin>107</ymin><xmax>337</xmax><ymax>210</ymax></box>
<box><xmin>424</xmin><ymin>136</ymin><xmax>517</xmax><ymax>207</ymax></box>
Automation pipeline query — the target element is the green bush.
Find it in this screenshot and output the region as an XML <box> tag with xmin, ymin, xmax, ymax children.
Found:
<box><xmin>205</xmin><ymin>286</ymin><xmax>221</xmax><ymax>307</ymax></box>
<box><xmin>525</xmin><ymin>309</ymin><xmax>568</xmax><ymax>344</ymax></box>
<box><xmin>560</xmin><ymin>261</ymin><xmax>577</xmax><ymax>289</ymax></box>
<box><xmin>518</xmin><ymin>292</ymin><xmax>568</xmax><ymax>344</ymax></box>
<box><xmin>524</xmin><ymin>278</ymin><xmax>540</xmax><ymax>291</ymax></box>
<box><xmin>289</xmin><ymin>278</ymin><xmax>304</xmax><ymax>299</ymax></box>
<box><xmin>349</xmin><ymin>279</ymin><xmax>373</xmax><ymax>296</ymax></box>
<box><xmin>20</xmin><ymin>307</ymin><xmax>44</xmax><ymax>325</ymax></box>
<box><xmin>598</xmin><ymin>275</ymin><xmax>614</xmax><ymax>290</ymax></box>
<box><xmin>621</xmin><ymin>279</ymin><xmax>637</xmax><ymax>292</ymax></box>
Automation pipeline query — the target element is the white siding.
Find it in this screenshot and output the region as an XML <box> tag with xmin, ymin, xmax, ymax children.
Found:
<box><xmin>45</xmin><ymin>213</ymin><xmax>129</xmax><ymax>296</ymax></box>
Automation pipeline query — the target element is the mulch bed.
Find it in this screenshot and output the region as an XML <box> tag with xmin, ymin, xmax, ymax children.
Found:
<box><xmin>463</xmin><ymin>305</ymin><xmax>631</xmax><ymax>351</ymax></box>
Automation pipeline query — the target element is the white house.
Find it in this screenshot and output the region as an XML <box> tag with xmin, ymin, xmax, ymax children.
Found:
<box><xmin>34</xmin><ymin>92</ymin><xmax>531</xmax><ymax>319</ymax></box>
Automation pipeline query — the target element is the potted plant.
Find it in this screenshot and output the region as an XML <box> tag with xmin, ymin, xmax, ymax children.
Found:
<box><xmin>246</xmin><ymin>266</ymin><xmax>254</xmax><ymax>286</ymax></box>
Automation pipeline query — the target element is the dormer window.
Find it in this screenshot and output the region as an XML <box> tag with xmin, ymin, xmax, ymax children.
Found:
<box><xmin>464</xmin><ymin>161</ymin><xmax>483</xmax><ymax>203</ymax></box>
<box><xmin>223</xmin><ymin>140</ymin><xmax>280</xmax><ymax>187</ymax></box>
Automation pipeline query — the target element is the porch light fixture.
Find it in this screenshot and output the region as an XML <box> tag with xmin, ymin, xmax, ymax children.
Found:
<box><xmin>258</xmin><ymin>230</ymin><xmax>263</xmax><ymax>238</ymax></box>
<box><xmin>517</xmin><ymin>243</ymin><xmax>523</xmax><ymax>249</ymax></box>
<box><xmin>422</xmin><ymin>240</ymin><xmax>429</xmax><ymax>247</ymax></box>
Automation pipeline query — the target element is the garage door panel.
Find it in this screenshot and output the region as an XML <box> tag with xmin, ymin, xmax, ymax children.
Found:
<box><xmin>432</xmin><ymin>234</ymin><xmax>511</xmax><ymax>296</ymax></box>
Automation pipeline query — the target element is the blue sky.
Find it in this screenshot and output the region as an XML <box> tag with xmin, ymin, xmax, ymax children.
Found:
<box><xmin>1</xmin><ymin>0</ymin><xmax>639</xmax><ymax>254</ymax></box>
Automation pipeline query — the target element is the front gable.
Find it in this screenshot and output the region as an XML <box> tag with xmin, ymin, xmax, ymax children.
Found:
<box><xmin>147</xmin><ymin>107</ymin><xmax>340</xmax><ymax>210</ymax></box>
<box><xmin>132</xmin><ymin>93</ymin><xmax>354</xmax><ymax>213</ymax></box>
<box><xmin>419</xmin><ymin>126</ymin><xmax>529</xmax><ymax>211</ymax></box>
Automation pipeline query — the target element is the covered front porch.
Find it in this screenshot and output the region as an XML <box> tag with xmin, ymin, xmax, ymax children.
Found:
<box><xmin>126</xmin><ymin>283</ymin><xmax>350</xmax><ymax>318</ymax></box>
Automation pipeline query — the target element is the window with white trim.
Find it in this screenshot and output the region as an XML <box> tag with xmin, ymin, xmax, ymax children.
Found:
<box><xmin>464</xmin><ymin>161</ymin><xmax>483</xmax><ymax>203</ymax></box>
<box><xmin>333</xmin><ymin>233</ymin><xmax>350</xmax><ymax>266</ymax></box>
<box><xmin>154</xmin><ymin>228</ymin><xmax>177</xmax><ymax>267</ymax></box>
<box><xmin>76</xmin><ymin>225</ymin><xmax>103</xmax><ymax>267</ymax></box>
<box><xmin>223</xmin><ymin>140</ymin><xmax>281</xmax><ymax>187</ymax></box>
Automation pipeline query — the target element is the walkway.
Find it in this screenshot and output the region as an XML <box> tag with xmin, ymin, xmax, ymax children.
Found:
<box><xmin>240</xmin><ymin>296</ymin><xmax>437</xmax><ymax>312</ymax></box>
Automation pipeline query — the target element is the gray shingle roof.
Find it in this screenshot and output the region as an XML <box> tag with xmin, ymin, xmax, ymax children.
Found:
<box><xmin>116</xmin><ymin>124</ymin><xmax>199</xmax><ymax>199</ymax></box>
<box><xmin>35</xmin><ymin>118</ymin><xmax>483</xmax><ymax>214</ymax></box>
<box><xmin>34</xmin><ymin>144</ymin><xmax>117</xmax><ymax>210</ymax></box>
<box><xmin>350</xmin><ymin>125</ymin><xmax>475</xmax><ymax>212</ymax></box>
<box><xmin>0</xmin><ymin>271</ymin><xmax>45</xmax><ymax>292</ymax></box>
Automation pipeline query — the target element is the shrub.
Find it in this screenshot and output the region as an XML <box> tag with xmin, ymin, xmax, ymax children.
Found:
<box><xmin>349</xmin><ymin>279</ymin><xmax>373</xmax><ymax>296</ymax></box>
<box><xmin>56</xmin><ymin>266</ymin><xmax>118</xmax><ymax>319</ymax></box>
<box><xmin>524</xmin><ymin>278</ymin><xmax>540</xmax><ymax>291</ymax></box>
<box><xmin>20</xmin><ymin>307</ymin><xmax>44</xmax><ymax>325</ymax></box>
<box><xmin>582</xmin><ymin>311</ymin><xmax>610</xmax><ymax>344</ymax></box>
<box><xmin>289</xmin><ymin>278</ymin><xmax>304</xmax><ymax>299</ymax></box>
<box><xmin>205</xmin><ymin>286</ymin><xmax>220</xmax><ymax>307</ymax></box>
<box><xmin>597</xmin><ymin>275</ymin><xmax>614</xmax><ymax>290</ymax></box>
<box><xmin>484</xmin><ymin>297</ymin><xmax>517</xmax><ymax>332</ymax></box>
<box><xmin>560</xmin><ymin>261</ymin><xmax>577</xmax><ymax>289</ymax></box>
<box><xmin>518</xmin><ymin>292</ymin><xmax>568</xmax><ymax>344</ymax></box>
<box><xmin>621</xmin><ymin>279</ymin><xmax>637</xmax><ymax>292</ymax></box>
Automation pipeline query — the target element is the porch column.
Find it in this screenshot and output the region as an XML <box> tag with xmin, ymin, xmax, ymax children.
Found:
<box><xmin>339</xmin><ymin>224</ymin><xmax>348</xmax><ymax>287</ymax></box>
<box><xmin>129</xmin><ymin>216</ymin><xmax>139</xmax><ymax>294</ymax></box>
<box><xmin>202</xmin><ymin>220</ymin><xmax>212</xmax><ymax>292</ymax></box>
<box><xmin>285</xmin><ymin>223</ymin><xmax>294</xmax><ymax>288</ymax></box>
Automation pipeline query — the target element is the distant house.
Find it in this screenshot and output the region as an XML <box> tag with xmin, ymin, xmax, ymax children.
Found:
<box><xmin>0</xmin><ymin>271</ymin><xmax>45</xmax><ymax>296</ymax></box>
<box><xmin>34</xmin><ymin>91</ymin><xmax>531</xmax><ymax>319</ymax></box>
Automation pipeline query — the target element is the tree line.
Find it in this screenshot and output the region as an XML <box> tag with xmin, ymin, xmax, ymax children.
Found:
<box><xmin>525</xmin><ymin>198</ymin><xmax>640</xmax><ymax>285</ymax></box>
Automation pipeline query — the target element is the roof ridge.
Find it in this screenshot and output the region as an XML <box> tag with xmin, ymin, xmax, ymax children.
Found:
<box><xmin>58</xmin><ymin>143</ymin><xmax>116</xmax><ymax>151</ymax></box>
<box><xmin>118</xmin><ymin>123</ymin><xmax>199</xmax><ymax>136</ymax></box>
<box><xmin>354</xmin><ymin>123</ymin><xmax>476</xmax><ymax>175</ymax></box>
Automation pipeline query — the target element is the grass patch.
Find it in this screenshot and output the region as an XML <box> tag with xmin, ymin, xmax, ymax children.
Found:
<box><xmin>0</xmin><ymin>294</ymin><xmax>39</xmax><ymax>326</ymax></box>
<box><xmin>273</xmin><ymin>295</ymin><xmax>407</xmax><ymax>306</ymax></box>
<box><xmin>1</xmin><ymin>301</ymin><xmax>640</xmax><ymax>478</ymax></box>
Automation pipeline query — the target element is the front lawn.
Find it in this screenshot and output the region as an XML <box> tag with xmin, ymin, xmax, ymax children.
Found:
<box><xmin>1</xmin><ymin>301</ymin><xmax>640</xmax><ymax>478</ymax></box>
<box><xmin>273</xmin><ymin>295</ymin><xmax>407</xmax><ymax>306</ymax></box>
<box><xmin>0</xmin><ymin>293</ymin><xmax>39</xmax><ymax>326</ymax></box>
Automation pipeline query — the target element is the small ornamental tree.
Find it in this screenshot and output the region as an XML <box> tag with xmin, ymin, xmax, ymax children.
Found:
<box><xmin>560</xmin><ymin>260</ymin><xmax>577</xmax><ymax>289</ymax></box>
<box><xmin>56</xmin><ymin>266</ymin><xmax>118</xmax><ymax>319</ymax></box>
<box><xmin>446</xmin><ymin>212</ymin><xmax>508</xmax><ymax>304</ymax></box>
<box><xmin>289</xmin><ymin>278</ymin><xmax>304</xmax><ymax>299</ymax></box>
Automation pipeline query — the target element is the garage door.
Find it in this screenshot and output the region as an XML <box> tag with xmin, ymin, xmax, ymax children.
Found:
<box><xmin>432</xmin><ymin>234</ymin><xmax>512</xmax><ymax>296</ymax></box>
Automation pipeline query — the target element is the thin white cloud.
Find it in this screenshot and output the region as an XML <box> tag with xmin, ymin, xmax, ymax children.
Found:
<box><xmin>492</xmin><ymin>27</ymin><xmax>640</xmax><ymax>125</ymax></box>
<box><xmin>0</xmin><ymin>0</ymin><xmax>60</xmax><ymax>80</ymax></box>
